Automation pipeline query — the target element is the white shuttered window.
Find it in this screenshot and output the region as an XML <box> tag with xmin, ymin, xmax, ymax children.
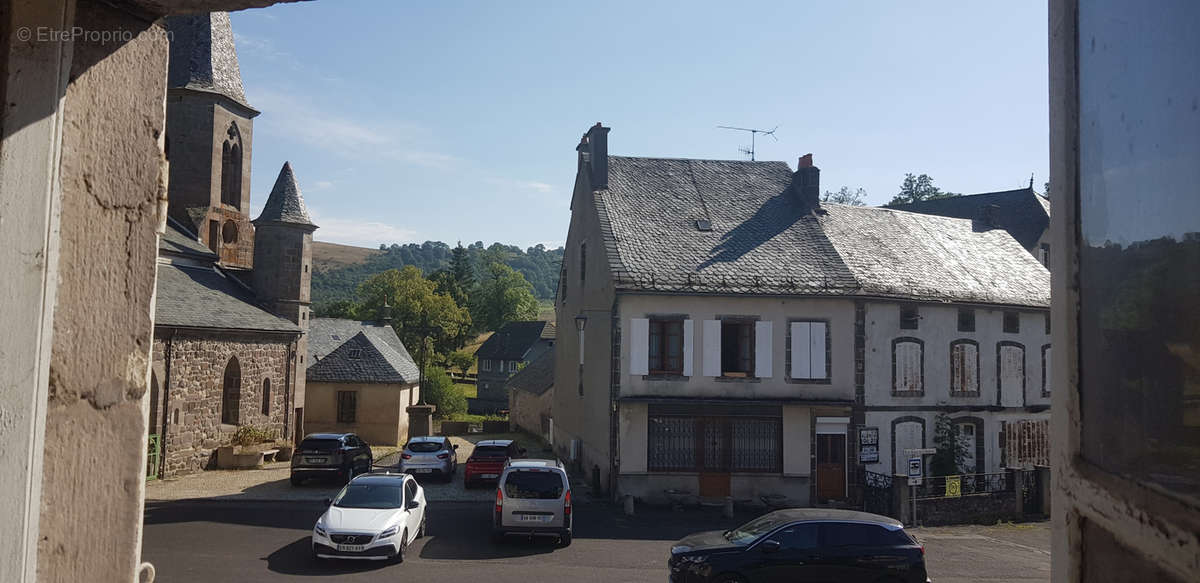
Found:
<box><xmin>754</xmin><ymin>321</ymin><xmax>773</xmax><ymax>378</ymax></box>
<box><xmin>702</xmin><ymin>320</ymin><xmax>721</xmax><ymax>377</ymax></box>
<box><xmin>790</xmin><ymin>321</ymin><xmax>829</xmax><ymax>380</ymax></box>
<box><xmin>630</xmin><ymin>318</ymin><xmax>649</xmax><ymax>375</ymax></box>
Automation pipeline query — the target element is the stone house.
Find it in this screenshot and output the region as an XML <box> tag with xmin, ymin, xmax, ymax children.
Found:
<box><xmin>554</xmin><ymin>123</ymin><xmax>1050</xmax><ymax>506</ymax></box>
<box><xmin>506</xmin><ymin>348</ymin><xmax>556</xmax><ymax>443</ymax></box>
<box><xmin>306</xmin><ymin>318</ymin><xmax>420</xmax><ymax>445</ymax></box>
<box><xmin>472</xmin><ymin>320</ymin><xmax>555</xmax><ymax>413</ymax></box>
<box><xmin>148</xmin><ymin>14</ymin><xmax>316</xmax><ymax>478</ymax></box>
<box><xmin>887</xmin><ymin>187</ymin><xmax>1052</xmax><ymax>268</ymax></box>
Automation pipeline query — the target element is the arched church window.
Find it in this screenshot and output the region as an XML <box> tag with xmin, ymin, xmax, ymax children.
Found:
<box><xmin>221</xmin><ymin>357</ymin><xmax>241</xmax><ymax>425</ymax></box>
<box><xmin>220</xmin><ymin>123</ymin><xmax>242</xmax><ymax>208</ymax></box>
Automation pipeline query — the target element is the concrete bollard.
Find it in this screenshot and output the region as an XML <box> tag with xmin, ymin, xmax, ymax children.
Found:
<box><xmin>723</xmin><ymin>496</ymin><xmax>734</xmax><ymax>518</ymax></box>
<box><xmin>624</xmin><ymin>494</ymin><xmax>635</xmax><ymax>516</ymax></box>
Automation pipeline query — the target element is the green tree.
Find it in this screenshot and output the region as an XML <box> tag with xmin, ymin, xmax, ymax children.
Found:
<box><xmin>313</xmin><ymin>299</ymin><xmax>361</xmax><ymax>319</ymax></box>
<box><xmin>446</xmin><ymin>350</ymin><xmax>475</xmax><ymax>377</ymax></box>
<box><xmin>471</xmin><ymin>262</ymin><xmax>539</xmax><ymax>332</ymax></box>
<box><xmin>421</xmin><ymin>366</ymin><xmax>466</xmax><ymax>418</ymax></box>
<box><xmin>887</xmin><ymin>173</ymin><xmax>959</xmax><ymax>206</ymax></box>
<box><xmin>821</xmin><ymin>186</ymin><xmax>868</xmax><ymax>206</ymax></box>
<box><xmin>450</xmin><ymin>241</ymin><xmax>475</xmax><ymax>292</ymax></box>
<box><xmin>357</xmin><ymin>266</ymin><xmax>472</xmax><ymax>359</ymax></box>
<box><xmin>930</xmin><ymin>413</ymin><xmax>968</xmax><ymax>476</ymax></box>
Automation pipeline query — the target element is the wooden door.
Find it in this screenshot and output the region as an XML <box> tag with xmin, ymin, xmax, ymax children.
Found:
<box><xmin>699</xmin><ymin>418</ymin><xmax>731</xmax><ymax>497</ymax></box>
<box><xmin>815</xmin><ymin>434</ymin><xmax>846</xmax><ymax>501</ymax></box>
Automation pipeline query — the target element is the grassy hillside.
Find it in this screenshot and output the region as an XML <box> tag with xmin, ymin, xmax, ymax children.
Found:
<box><xmin>311</xmin><ymin>241</ymin><xmax>381</xmax><ymax>272</ymax></box>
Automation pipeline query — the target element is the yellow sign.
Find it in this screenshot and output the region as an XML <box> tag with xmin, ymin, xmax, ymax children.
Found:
<box><xmin>945</xmin><ymin>476</ymin><xmax>962</xmax><ymax>498</ymax></box>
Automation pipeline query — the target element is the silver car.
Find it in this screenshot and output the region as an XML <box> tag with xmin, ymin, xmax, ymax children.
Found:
<box><xmin>399</xmin><ymin>436</ymin><xmax>458</xmax><ymax>481</ymax></box>
<box><xmin>492</xmin><ymin>459</ymin><xmax>572</xmax><ymax>547</ymax></box>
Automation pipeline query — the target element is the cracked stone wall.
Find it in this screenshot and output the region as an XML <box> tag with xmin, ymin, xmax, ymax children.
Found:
<box><xmin>38</xmin><ymin>1</ymin><xmax>167</xmax><ymax>581</ymax></box>
<box><xmin>152</xmin><ymin>332</ymin><xmax>293</xmax><ymax>477</ymax></box>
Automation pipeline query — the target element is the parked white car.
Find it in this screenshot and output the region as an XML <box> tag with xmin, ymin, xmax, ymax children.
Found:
<box><xmin>312</xmin><ymin>473</ymin><xmax>426</xmax><ymax>563</ymax></box>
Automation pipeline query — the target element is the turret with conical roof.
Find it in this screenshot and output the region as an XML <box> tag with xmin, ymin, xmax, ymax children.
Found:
<box><xmin>163</xmin><ymin>12</ymin><xmax>259</xmax><ymax>269</ymax></box>
<box><xmin>254</xmin><ymin>162</ymin><xmax>317</xmax><ymax>227</ymax></box>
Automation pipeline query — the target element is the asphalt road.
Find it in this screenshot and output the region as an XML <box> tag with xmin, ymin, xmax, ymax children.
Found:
<box><xmin>142</xmin><ymin>501</ymin><xmax>1050</xmax><ymax>582</ymax></box>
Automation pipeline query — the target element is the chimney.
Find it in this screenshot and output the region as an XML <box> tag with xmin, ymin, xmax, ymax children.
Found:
<box><xmin>793</xmin><ymin>153</ymin><xmax>820</xmax><ymax>211</ymax></box>
<box><xmin>578</xmin><ymin>122</ymin><xmax>610</xmax><ymax>190</ymax></box>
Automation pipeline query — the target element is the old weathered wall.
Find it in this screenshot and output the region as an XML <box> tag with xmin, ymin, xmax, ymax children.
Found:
<box><xmin>154</xmin><ymin>331</ymin><xmax>293</xmax><ymax>477</ymax></box>
<box><xmin>509</xmin><ymin>385</ymin><xmax>553</xmax><ymax>439</ymax></box>
<box><xmin>38</xmin><ymin>2</ymin><xmax>167</xmax><ymax>581</ymax></box>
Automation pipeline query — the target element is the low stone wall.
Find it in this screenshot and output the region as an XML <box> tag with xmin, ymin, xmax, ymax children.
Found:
<box><xmin>916</xmin><ymin>492</ymin><xmax>1018</xmax><ymax>526</ymax></box>
<box><xmin>482</xmin><ymin>420</ymin><xmax>510</xmax><ymax>433</ymax></box>
<box><xmin>440</xmin><ymin>421</ymin><xmax>470</xmax><ymax>435</ymax></box>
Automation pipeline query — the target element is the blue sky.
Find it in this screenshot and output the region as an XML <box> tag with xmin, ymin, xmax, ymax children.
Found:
<box><xmin>231</xmin><ymin>1</ymin><xmax>1048</xmax><ymax>249</ymax></box>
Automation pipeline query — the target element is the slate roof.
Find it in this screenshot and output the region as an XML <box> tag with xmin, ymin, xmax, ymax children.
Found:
<box><xmin>475</xmin><ymin>321</ymin><xmax>553</xmax><ymax>360</ymax></box>
<box><xmin>307</xmin><ymin>318</ymin><xmax>419</xmax><ymax>384</ymax></box>
<box><xmin>165</xmin><ymin>13</ymin><xmax>252</xmax><ymax>109</ymax></box>
<box><xmin>505</xmin><ymin>348</ymin><xmax>555</xmax><ymax>396</ymax></box>
<box><xmin>155</xmin><ymin>263</ymin><xmax>300</xmax><ymax>332</ymax></box>
<box><xmin>594</xmin><ymin>156</ymin><xmax>1050</xmax><ymax>308</ymax></box>
<box><xmin>159</xmin><ymin>218</ymin><xmax>217</xmax><ymax>260</ymax></box>
<box><xmin>885</xmin><ymin>187</ymin><xmax>1050</xmax><ymax>250</ymax></box>
<box><xmin>254</xmin><ymin>162</ymin><xmax>316</xmax><ymax>227</ymax></box>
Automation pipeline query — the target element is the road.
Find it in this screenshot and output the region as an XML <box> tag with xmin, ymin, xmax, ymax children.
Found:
<box><xmin>142</xmin><ymin>501</ymin><xmax>1050</xmax><ymax>582</ymax></box>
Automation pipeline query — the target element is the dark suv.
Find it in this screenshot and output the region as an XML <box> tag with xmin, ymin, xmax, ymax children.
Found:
<box><xmin>668</xmin><ymin>509</ymin><xmax>929</xmax><ymax>583</ymax></box>
<box><xmin>290</xmin><ymin>433</ymin><xmax>373</xmax><ymax>486</ymax></box>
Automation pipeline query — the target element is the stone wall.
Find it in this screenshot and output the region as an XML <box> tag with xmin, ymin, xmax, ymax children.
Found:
<box><xmin>154</xmin><ymin>330</ymin><xmax>294</xmax><ymax>477</ymax></box>
<box><xmin>915</xmin><ymin>492</ymin><xmax>1019</xmax><ymax>526</ymax></box>
<box><xmin>510</xmin><ymin>386</ymin><xmax>553</xmax><ymax>440</ymax></box>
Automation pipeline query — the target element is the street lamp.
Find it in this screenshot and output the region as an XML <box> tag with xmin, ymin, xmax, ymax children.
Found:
<box><xmin>412</xmin><ymin>318</ymin><xmax>443</xmax><ymax>406</ymax></box>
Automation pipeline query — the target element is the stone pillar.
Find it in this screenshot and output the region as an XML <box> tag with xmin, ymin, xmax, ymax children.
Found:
<box><xmin>894</xmin><ymin>476</ymin><xmax>912</xmax><ymax>526</ymax></box>
<box><xmin>407</xmin><ymin>404</ymin><xmax>435</xmax><ymax>439</ymax></box>
<box><xmin>1037</xmin><ymin>466</ymin><xmax>1052</xmax><ymax>516</ymax></box>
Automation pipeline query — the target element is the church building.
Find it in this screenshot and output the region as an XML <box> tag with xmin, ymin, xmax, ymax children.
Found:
<box><xmin>148</xmin><ymin>13</ymin><xmax>317</xmax><ymax>478</ymax></box>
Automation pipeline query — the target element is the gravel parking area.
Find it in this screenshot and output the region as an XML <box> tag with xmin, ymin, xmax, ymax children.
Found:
<box><xmin>145</xmin><ymin>433</ymin><xmax>554</xmax><ymax>503</ymax></box>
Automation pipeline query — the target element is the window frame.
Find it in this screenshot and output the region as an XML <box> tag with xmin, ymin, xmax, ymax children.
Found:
<box><xmin>719</xmin><ymin>317</ymin><xmax>756</xmax><ymax>378</ymax></box>
<box><xmin>261</xmin><ymin>378</ymin><xmax>271</xmax><ymax>416</ymax></box>
<box><xmin>336</xmin><ymin>390</ymin><xmax>358</xmax><ymax>424</ymax></box>
<box><xmin>648</xmin><ymin>317</ymin><xmax>685</xmax><ymax>375</ymax></box>
<box><xmin>481</xmin><ymin>359</ymin><xmax>492</xmax><ymax>372</ymax></box>
<box><xmin>647</xmin><ymin>414</ymin><xmax>782</xmax><ymax>474</ymax></box>
<box><xmin>957</xmin><ymin>308</ymin><xmax>976</xmax><ymax>332</ymax></box>
<box><xmin>949</xmin><ymin>339</ymin><xmax>982</xmax><ymax>397</ymax></box>
<box><xmin>900</xmin><ymin>304</ymin><xmax>920</xmax><ymax>330</ymax></box>
<box><xmin>1003</xmin><ymin>311</ymin><xmax>1021</xmax><ymax>334</ymax></box>
<box><xmin>786</xmin><ymin>318</ymin><xmax>831</xmax><ymax>384</ymax></box>
<box><xmin>891</xmin><ymin>337</ymin><xmax>925</xmax><ymax>396</ymax></box>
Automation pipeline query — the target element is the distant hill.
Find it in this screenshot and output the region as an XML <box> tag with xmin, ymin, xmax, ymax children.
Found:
<box><xmin>312</xmin><ymin>241</ymin><xmax>381</xmax><ymax>272</ymax></box>
<box><xmin>310</xmin><ymin>240</ymin><xmax>565</xmax><ymax>310</ymax></box>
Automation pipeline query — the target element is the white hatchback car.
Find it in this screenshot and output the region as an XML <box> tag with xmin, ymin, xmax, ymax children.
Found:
<box><xmin>492</xmin><ymin>459</ymin><xmax>572</xmax><ymax>546</ymax></box>
<box><xmin>312</xmin><ymin>473</ymin><xmax>426</xmax><ymax>563</ymax></box>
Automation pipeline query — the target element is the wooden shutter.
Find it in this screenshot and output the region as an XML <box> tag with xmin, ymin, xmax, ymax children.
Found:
<box><xmin>630</xmin><ymin>318</ymin><xmax>649</xmax><ymax>375</ymax></box>
<box><xmin>682</xmin><ymin>319</ymin><xmax>694</xmax><ymax>376</ymax></box>
<box><xmin>702</xmin><ymin>320</ymin><xmax>721</xmax><ymax>377</ymax></box>
<box><xmin>755</xmin><ymin>321</ymin><xmax>773</xmax><ymax>378</ymax></box>
<box><xmin>810</xmin><ymin>322</ymin><xmax>827</xmax><ymax>379</ymax></box>
<box><xmin>791</xmin><ymin>322</ymin><xmax>811</xmax><ymax>379</ymax></box>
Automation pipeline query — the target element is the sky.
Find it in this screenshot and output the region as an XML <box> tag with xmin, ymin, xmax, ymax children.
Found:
<box><xmin>230</xmin><ymin>1</ymin><xmax>1049</xmax><ymax>249</ymax></box>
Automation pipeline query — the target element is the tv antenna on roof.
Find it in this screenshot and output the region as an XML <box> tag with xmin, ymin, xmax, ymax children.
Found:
<box><xmin>717</xmin><ymin>125</ymin><xmax>778</xmax><ymax>161</ymax></box>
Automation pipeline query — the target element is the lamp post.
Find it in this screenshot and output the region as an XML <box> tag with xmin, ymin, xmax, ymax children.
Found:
<box><xmin>406</xmin><ymin>315</ymin><xmax>442</xmax><ymax>437</ymax></box>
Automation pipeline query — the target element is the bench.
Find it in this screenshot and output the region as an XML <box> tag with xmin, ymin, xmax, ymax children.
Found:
<box><xmin>260</xmin><ymin>449</ymin><xmax>281</xmax><ymax>463</ymax></box>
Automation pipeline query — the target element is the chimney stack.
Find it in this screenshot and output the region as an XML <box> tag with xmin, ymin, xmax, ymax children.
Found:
<box><xmin>577</xmin><ymin>122</ymin><xmax>610</xmax><ymax>190</ymax></box>
<box><xmin>793</xmin><ymin>153</ymin><xmax>820</xmax><ymax>211</ymax></box>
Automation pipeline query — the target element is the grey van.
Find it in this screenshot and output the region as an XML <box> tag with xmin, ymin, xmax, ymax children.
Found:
<box><xmin>492</xmin><ymin>459</ymin><xmax>572</xmax><ymax>546</ymax></box>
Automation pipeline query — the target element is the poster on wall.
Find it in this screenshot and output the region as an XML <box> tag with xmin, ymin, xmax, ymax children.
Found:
<box><xmin>859</xmin><ymin>426</ymin><xmax>879</xmax><ymax>463</ymax></box>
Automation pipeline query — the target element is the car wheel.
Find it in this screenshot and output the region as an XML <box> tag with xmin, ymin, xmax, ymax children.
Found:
<box><xmin>417</xmin><ymin>513</ymin><xmax>427</xmax><ymax>538</ymax></box>
<box><xmin>394</xmin><ymin>531</ymin><xmax>408</xmax><ymax>563</ymax></box>
<box><xmin>558</xmin><ymin>531</ymin><xmax>572</xmax><ymax>548</ymax></box>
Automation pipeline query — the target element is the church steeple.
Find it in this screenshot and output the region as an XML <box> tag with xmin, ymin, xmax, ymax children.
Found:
<box><xmin>165</xmin><ymin>12</ymin><xmax>253</xmax><ymax>109</ymax></box>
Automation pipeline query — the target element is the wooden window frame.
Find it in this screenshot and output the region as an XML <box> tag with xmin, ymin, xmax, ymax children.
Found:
<box><xmin>336</xmin><ymin>390</ymin><xmax>358</xmax><ymax>424</ymax></box>
<box><xmin>785</xmin><ymin>318</ymin><xmax>832</xmax><ymax>384</ymax></box>
<box><xmin>719</xmin><ymin>317</ymin><xmax>756</xmax><ymax>378</ymax></box>
<box><xmin>949</xmin><ymin>339</ymin><xmax>982</xmax><ymax>397</ymax></box>
<box><xmin>900</xmin><ymin>305</ymin><xmax>920</xmax><ymax>330</ymax></box>
<box><xmin>957</xmin><ymin>308</ymin><xmax>976</xmax><ymax>332</ymax></box>
<box><xmin>891</xmin><ymin>337</ymin><xmax>925</xmax><ymax>396</ymax></box>
<box><xmin>648</xmin><ymin>317</ymin><xmax>685</xmax><ymax>375</ymax></box>
<box><xmin>1003</xmin><ymin>311</ymin><xmax>1021</xmax><ymax>334</ymax></box>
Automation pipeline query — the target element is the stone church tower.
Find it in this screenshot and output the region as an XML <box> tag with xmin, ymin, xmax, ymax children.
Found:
<box><xmin>254</xmin><ymin>162</ymin><xmax>317</xmax><ymax>428</ymax></box>
<box><xmin>164</xmin><ymin>12</ymin><xmax>258</xmax><ymax>269</ymax></box>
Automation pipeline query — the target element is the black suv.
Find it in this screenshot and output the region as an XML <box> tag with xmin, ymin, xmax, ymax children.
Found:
<box><xmin>668</xmin><ymin>509</ymin><xmax>929</xmax><ymax>583</ymax></box>
<box><xmin>290</xmin><ymin>433</ymin><xmax>373</xmax><ymax>486</ymax></box>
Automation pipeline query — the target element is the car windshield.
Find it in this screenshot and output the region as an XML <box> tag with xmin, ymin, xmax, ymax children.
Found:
<box><xmin>299</xmin><ymin>439</ymin><xmax>340</xmax><ymax>451</ymax></box>
<box><xmin>473</xmin><ymin>446</ymin><xmax>508</xmax><ymax>457</ymax></box>
<box><xmin>724</xmin><ymin>515</ymin><xmax>785</xmax><ymax>545</ymax></box>
<box><xmin>407</xmin><ymin>442</ymin><xmax>442</xmax><ymax>453</ymax></box>
<box><xmin>503</xmin><ymin>470</ymin><xmax>563</xmax><ymax>499</ymax></box>
<box><xmin>331</xmin><ymin>484</ymin><xmax>403</xmax><ymax>509</ymax></box>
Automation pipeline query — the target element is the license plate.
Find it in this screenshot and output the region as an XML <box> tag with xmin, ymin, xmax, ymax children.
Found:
<box><xmin>414</xmin><ymin>468</ymin><xmax>432</xmax><ymax>473</ymax></box>
<box><xmin>519</xmin><ymin>514</ymin><xmax>550</xmax><ymax>522</ymax></box>
<box><xmin>336</xmin><ymin>543</ymin><xmax>367</xmax><ymax>552</ymax></box>
<box><xmin>305</xmin><ymin>457</ymin><xmax>328</xmax><ymax>464</ymax></box>
<box><xmin>481</xmin><ymin>473</ymin><xmax>498</xmax><ymax>479</ymax></box>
